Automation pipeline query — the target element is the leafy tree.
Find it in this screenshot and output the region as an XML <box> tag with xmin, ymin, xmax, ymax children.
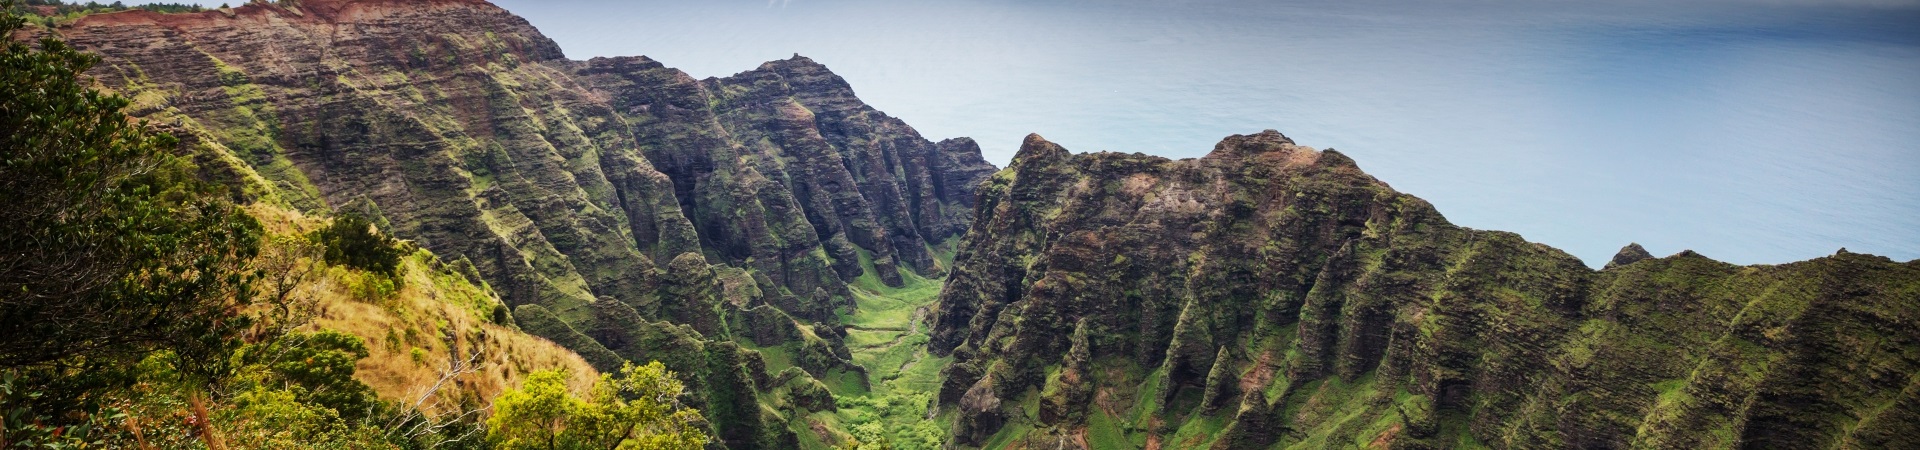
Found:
<box><xmin>0</xmin><ymin>0</ymin><xmax>261</xmax><ymax>387</ymax></box>
<box><xmin>216</xmin><ymin>385</ymin><xmax>390</xmax><ymax>449</ymax></box>
<box><xmin>488</xmin><ymin>362</ymin><xmax>709</xmax><ymax>450</ymax></box>
<box><xmin>234</xmin><ymin>330</ymin><xmax>379</xmax><ymax>422</ymax></box>
<box><xmin>311</xmin><ymin>213</ymin><xmax>403</xmax><ymax>277</ymax></box>
<box><xmin>252</xmin><ymin>234</ymin><xmax>325</xmax><ymax>338</ymax></box>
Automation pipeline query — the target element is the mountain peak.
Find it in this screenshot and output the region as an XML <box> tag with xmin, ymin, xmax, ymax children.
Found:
<box><xmin>1206</xmin><ymin>129</ymin><xmax>1295</xmax><ymax>156</ymax></box>
<box><xmin>1605</xmin><ymin>243</ymin><xmax>1654</xmax><ymax>269</ymax></box>
<box><xmin>756</xmin><ymin>53</ymin><xmax>827</xmax><ymax>72</ymax></box>
<box><xmin>1011</xmin><ymin>133</ymin><xmax>1070</xmax><ymax>166</ymax></box>
<box><xmin>1203</xmin><ymin>129</ymin><xmax>1332</xmax><ymax>170</ymax></box>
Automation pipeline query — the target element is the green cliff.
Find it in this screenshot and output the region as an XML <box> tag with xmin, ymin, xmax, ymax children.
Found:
<box><xmin>930</xmin><ymin>131</ymin><xmax>1920</xmax><ymax>448</ymax></box>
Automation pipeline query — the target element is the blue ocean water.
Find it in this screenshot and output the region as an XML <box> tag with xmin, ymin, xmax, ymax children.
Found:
<box><xmin>496</xmin><ymin>0</ymin><xmax>1920</xmax><ymax>266</ymax></box>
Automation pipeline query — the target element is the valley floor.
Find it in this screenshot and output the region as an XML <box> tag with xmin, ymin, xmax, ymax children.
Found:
<box><xmin>737</xmin><ymin>249</ymin><xmax>955</xmax><ymax>449</ymax></box>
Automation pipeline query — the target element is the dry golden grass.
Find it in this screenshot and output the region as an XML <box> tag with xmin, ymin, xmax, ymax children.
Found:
<box><xmin>247</xmin><ymin>204</ymin><xmax>599</xmax><ymax>417</ymax></box>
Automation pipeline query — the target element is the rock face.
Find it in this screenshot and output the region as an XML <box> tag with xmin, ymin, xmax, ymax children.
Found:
<box><xmin>52</xmin><ymin>1</ymin><xmax>993</xmax><ymax>448</ymax></box>
<box><xmin>1606</xmin><ymin>242</ymin><xmax>1654</xmax><ymax>269</ymax></box>
<box><xmin>570</xmin><ymin>54</ymin><xmax>995</xmax><ymax>291</ymax></box>
<box><xmin>931</xmin><ymin>131</ymin><xmax>1920</xmax><ymax>448</ymax></box>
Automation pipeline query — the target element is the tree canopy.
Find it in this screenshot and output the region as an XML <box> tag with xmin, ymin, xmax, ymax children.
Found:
<box><xmin>311</xmin><ymin>213</ymin><xmax>403</xmax><ymax>277</ymax></box>
<box><xmin>488</xmin><ymin>362</ymin><xmax>709</xmax><ymax>450</ymax></box>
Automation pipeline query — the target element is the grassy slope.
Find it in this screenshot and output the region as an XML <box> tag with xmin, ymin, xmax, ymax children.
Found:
<box><xmin>250</xmin><ymin>204</ymin><xmax>599</xmax><ymax>416</ymax></box>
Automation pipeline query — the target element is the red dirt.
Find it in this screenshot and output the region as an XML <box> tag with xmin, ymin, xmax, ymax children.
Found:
<box><xmin>1369</xmin><ymin>423</ymin><xmax>1403</xmax><ymax>449</ymax></box>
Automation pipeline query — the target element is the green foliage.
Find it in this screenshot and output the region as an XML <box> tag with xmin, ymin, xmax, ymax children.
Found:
<box><xmin>218</xmin><ymin>385</ymin><xmax>390</xmax><ymax>448</ymax></box>
<box><xmin>0</xmin><ymin>0</ymin><xmax>261</xmax><ymax>402</ymax></box>
<box><xmin>8</xmin><ymin>0</ymin><xmax>205</xmax><ymax>18</ymax></box>
<box><xmin>808</xmin><ymin>259</ymin><xmax>954</xmax><ymax>450</ymax></box>
<box><xmin>233</xmin><ymin>330</ymin><xmax>380</xmax><ymax>422</ymax></box>
<box><xmin>2</xmin><ymin>328</ymin><xmax>451</xmax><ymax>449</ymax></box>
<box><xmin>335</xmin><ymin>265</ymin><xmax>400</xmax><ymax>302</ymax></box>
<box><xmin>0</xmin><ymin>371</ymin><xmax>114</xmax><ymax>448</ymax></box>
<box><xmin>312</xmin><ymin>213</ymin><xmax>404</xmax><ymax>276</ymax></box>
<box><xmin>492</xmin><ymin>303</ymin><xmax>514</xmax><ymax>325</ymax></box>
<box><xmin>487</xmin><ymin>362</ymin><xmax>710</xmax><ymax>449</ymax></box>
<box><xmin>836</xmin><ymin>391</ymin><xmax>942</xmax><ymax>450</ymax></box>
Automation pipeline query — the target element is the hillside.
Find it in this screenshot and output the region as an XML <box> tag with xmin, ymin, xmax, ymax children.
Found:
<box><xmin>43</xmin><ymin>0</ymin><xmax>994</xmax><ymax>447</ymax></box>
<box><xmin>929</xmin><ymin>131</ymin><xmax>1920</xmax><ymax>448</ymax></box>
<box><xmin>247</xmin><ymin>203</ymin><xmax>600</xmax><ymax>418</ymax></box>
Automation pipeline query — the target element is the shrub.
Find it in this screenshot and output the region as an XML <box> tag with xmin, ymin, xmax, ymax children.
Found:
<box><xmin>337</xmin><ymin>266</ymin><xmax>399</xmax><ymax>302</ymax></box>
<box><xmin>491</xmin><ymin>303</ymin><xmax>513</xmax><ymax>326</ymax></box>
<box><xmin>233</xmin><ymin>330</ymin><xmax>379</xmax><ymax>422</ymax></box>
<box><xmin>312</xmin><ymin>213</ymin><xmax>403</xmax><ymax>276</ymax></box>
<box><xmin>488</xmin><ymin>362</ymin><xmax>709</xmax><ymax>449</ymax></box>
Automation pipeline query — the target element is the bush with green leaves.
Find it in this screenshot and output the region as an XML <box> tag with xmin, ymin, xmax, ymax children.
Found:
<box><xmin>312</xmin><ymin>213</ymin><xmax>404</xmax><ymax>277</ymax></box>
<box><xmin>487</xmin><ymin>362</ymin><xmax>709</xmax><ymax>450</ymax></box>
<box><xmin>233</xmin><ymin>330</ymin><xmax>380</xmax><ymax>422</ymax></box>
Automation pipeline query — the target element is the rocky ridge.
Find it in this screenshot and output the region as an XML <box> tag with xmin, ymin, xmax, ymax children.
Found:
<box><xmin>51</xmin><ymin>1</ymin><xmax>994</xmax><ymax>447</ymax></box>
<box><xmin>930</xmin><ymin>131</ymin><xmax>1920</xmax><ymax>448</ymax></box>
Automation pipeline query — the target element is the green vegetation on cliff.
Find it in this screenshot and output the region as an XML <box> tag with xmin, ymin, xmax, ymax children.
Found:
<box><xmin>930</xmin><ymin>131</ymin><xmax>1920</xmax><ymax>449</ymax></box>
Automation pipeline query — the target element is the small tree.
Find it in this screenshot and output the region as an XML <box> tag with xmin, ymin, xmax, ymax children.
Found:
<box><xmin>233</xmin><ymin>330</ymin><xmax>378</xmax><ymax>422</ymax></box>
<box><xmin>252</xmin><ymin>234</ymin><xmax>324</xmax><ymax>339</ymax></box>
<box><xmin>311</xmin><ymin>213</ymin><xmax>403</xmax><ymax>276</ymax></box>
<box><xmin>488</xmin><ymin>362</ymin><xmax>708</xmax><ymax>450</ymax></box>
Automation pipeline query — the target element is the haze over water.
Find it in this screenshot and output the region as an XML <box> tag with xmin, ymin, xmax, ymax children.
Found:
<box><xmin>490</xmin><ymin>0</ymin><xmax>1920</xmax><ymax>267</ymax></box>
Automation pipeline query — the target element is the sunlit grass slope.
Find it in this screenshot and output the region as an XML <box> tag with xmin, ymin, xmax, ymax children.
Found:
<box><xmin>250</xmin><ymin>204</ymin><xmax>599</xmax><ymax>417</ymax></box>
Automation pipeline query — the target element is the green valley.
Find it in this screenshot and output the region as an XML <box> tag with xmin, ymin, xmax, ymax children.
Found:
<box><xmin>4</xmin><ymin>0</ymin><xmax>1917</xmax><ymax>449</ymax></box>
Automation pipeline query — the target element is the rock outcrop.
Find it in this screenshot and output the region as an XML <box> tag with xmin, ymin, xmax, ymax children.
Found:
<box><xmin>931</xmin><ymin>131</ymin><xmax>1920</xmax><ymax>448</ymax></box>
<box><xmin>1606</xmin><ymin>242</ymin><xmax>1655</xmax><ymax>269</ymax></box>
<box><xmin>49</xmin><ymin>1</ymin><xmax>994</xmax><ymax>448</ymax></box>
